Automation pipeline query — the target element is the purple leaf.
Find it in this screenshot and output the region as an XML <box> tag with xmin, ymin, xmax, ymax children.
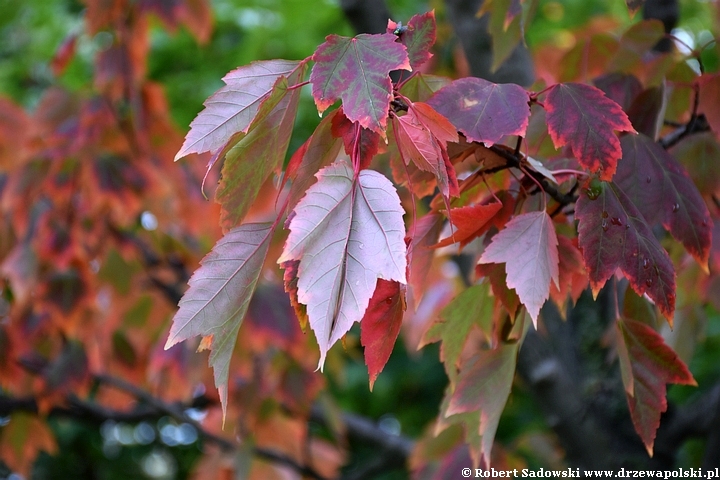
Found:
<box><xmin>615</xmin><ymin>134</ymin><xmax>712</xmax><ymax>271</ymax></box>
<box><xmin>310</xmin><ymin>34</ymin><xmax>411</xmax><ymax>136</ymax></box>
<box><xmin>388</xmin><ymin>11</ymin><xmax>436</xmax><ymax>68</ymax></box>
<box><xmin>427</xmin><ymin>78</ymin><xmax>530</xmax><ymax>146</ymax></box>
<box><xmin>576</xmin><ymin>181</ymin><xmax>676</xmax><ymax>320</ymax></box>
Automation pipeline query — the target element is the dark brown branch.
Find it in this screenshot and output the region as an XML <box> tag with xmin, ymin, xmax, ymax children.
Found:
<box><xmin>486</xmin><ymin>144</ymin><xmax>578</xmax><ymax>207</ymax></box>
<box><xmin>0</xmin><ymin>373</ymin><xmax>329</xmax><ymax>480</ymax></box>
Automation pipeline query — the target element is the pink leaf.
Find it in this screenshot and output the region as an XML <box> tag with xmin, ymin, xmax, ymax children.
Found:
<box><xmin>478</xmin><ymin>211</ymin><xmax>560</xmax><ymax>323</ymax></box>
<box><xmin>164</xmin><ymin>223</ymin><xmax>275</xmax><ymax>418</ymax></box>
<box><xmin>387</xmin><ymin>11</ymin><xmax>436</xmax><ymax>69</ymax></box>
<box><xmin>278</xmin><ymin>160</ymin><xmax>407</xmax><ymax>369</ymax></box>
<box><xmin>176</xmin><ymin>60</ymin><xmax>302</xmax><ymax>160</ymax></box>
<box><xmin>392</xmin><ymin>101</ymin><xmax>458</xmax><ymax>198</ymax></box>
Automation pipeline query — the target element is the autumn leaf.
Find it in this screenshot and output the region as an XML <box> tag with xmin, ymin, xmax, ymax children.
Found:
<box><xmin>427</xmin><ymin>78</ymin><xmax>530</xmax><ymax>146</ymax></box>
<box><xmin>478</xmin><ymin>211</ymin><xmax>560</xmax><ymax>324</ymax></box>
<box><xmin>616</xmin><ymin>318</ymin><xmax>696</xmax><ymax>455</ymax></box>
<box><xmin>310</xmin><ymin>33</ymin><xmax>411</xmax><ymax>135</ymax></box>
<box><xmin>360</xmin><ymin>279</ymin><xmax>406</xmax><ymax>389</ymax></box>
<box><xmin>576</xmin><ymin>181</ymin><xmax>676</xmax><ymax>320</ymax></box>
<box><xmin>544</xmin><ymin>82</ymin><xmax>636</xmax><ymax>180</ymax></box>
<box><xmin>0</xmin><ymin>413</ymin><xmax>57</xmax><ymax>476</ymax></box>
<box><xmin>626</xmin><ymin>86</ymin><xmax>665</xmax><ymax>139</ymax></box>
<box><xmin>331</xmin><ymin>108</ymin><xmax>382</xmax><ymax>171</ymax></box>
<box><xmin>445</xmin><ymin>343</ymin><xmax>518</xmax><ymax>468</ymax></box>
<box><xmin>175</xmin><ymin>60</ymin><xmax>302</xmax><ymax>160</ymax></box>
<box><xmin>475</xmin><ymin>262</ymin><xmax>520</xmax><ymax>319</ymax></box>
<box><xmin>421</xmin><ymin>283</ymin><xmax>494</xmax><ymax>385</ymax></box>
<box><xmin>549</xmin><ymin>235</ymin><xmax>588</xmax><ymax>307</ymax></box>
<box><xmin>698</xmin><ymin>73</ymin><xmax>720</xmax><ymax>138</ymax></box>
<box><xmin>392</xmin><ymin>101</ymin><xmax>459</xmax><ymax>198</ymax></box>
<box><xmin>215</xmin><ymin>64</ymin><xmax>307</xmax><ymax>230</ymax></box>
<box><xmin>165</xmin><ymin>223</ymin><xmax>275</xmax><ymax>417</ymax></box>
<box><xmin>615</xmin><ymin>134</ymin><xmax>712</xmax><ymax>271</ymax></box>
<box><xmin>388</xmin><ymin>11</ymin><xmax>436</xmax><ymax>68</ymax></box>
<box><xmin>278</xmin><ymin>160</ymin><xmax>407</xmax><ymax>369</ymax></box>
<box><xmin>281</xmin><ymin>259</ymin><xmax>309</xmax><ymax>333</ymax></box>
<box><xmin>433</xmin><ymin>201</ymin><xmax>503</xmax><ymax>250</ymax></box>
<box><xmin>407</xmin><ymin>213</ymin><xmax>444</xmax><ymax>308</ymax></box>
<box><xmin>593</xmin><ymin>72</ymin><xmax>643</xmax><ymax>111</ymax></box>
<box><xmin>399</xmin><ymin>72</ymin><xmax>451</xmax><ymax>102</ymax></box>
<box><xmin>284</xmin><ymin>109</ymin><xmax>343</xmax><ymax>212</ymax></box>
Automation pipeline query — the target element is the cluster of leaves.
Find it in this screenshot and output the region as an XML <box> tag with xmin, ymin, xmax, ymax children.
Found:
<box><xmin>2</xmin><ymin>0</ymin><xmax>720</xmax><ymax>476</ymax></box>
<box><xmin>0</xmin><ymin>0</ymin><xmax>342</xmax><ymax>477</ymax></box>
<box><xmin>166</xmin><ymin>4</ymin><xmax>720</xmax><ymax>469</ymax></box>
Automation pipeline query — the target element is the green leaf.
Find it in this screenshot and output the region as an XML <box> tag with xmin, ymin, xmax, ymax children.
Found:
<box><xmin>215</xmin><ymin>62</ymin><xmax>308</xmax><ymax>231</ymax></box>
<box><xmin>444</xmin><ymin>342</ymin><xmax>519</xmax><ymax>467</ymax></box>
<box><xmin>421</xmin><ymin>283</ymin><xmax>494</xmax><ymax>385</ymax></box>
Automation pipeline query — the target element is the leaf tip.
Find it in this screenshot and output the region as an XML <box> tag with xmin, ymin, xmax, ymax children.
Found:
<box><xmin>644</xmin><ymin>442</ymin><xmax>654</xmax><ymax>458</ymax></box>
<box><xmin>163</xmin><ymin>336</ymin><xmax>179</xmax><ymax>351</ymax></box>
<box><xmin>218</xmin><ymin>384</ymin><xmax>228</xmax><ymax>430</ymax></box>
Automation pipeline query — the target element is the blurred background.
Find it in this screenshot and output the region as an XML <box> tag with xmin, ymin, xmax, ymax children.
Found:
<box><xmin>0</xmin><ymin>0</ymin><xmax>719</xmax><ymax>479</ymax></box>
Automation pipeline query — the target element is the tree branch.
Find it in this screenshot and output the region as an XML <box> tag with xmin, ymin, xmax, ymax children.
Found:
<box><xmin>0</xmin><ymin>373</ymin><xmax>329</xmax><ymax>480</ymax></box>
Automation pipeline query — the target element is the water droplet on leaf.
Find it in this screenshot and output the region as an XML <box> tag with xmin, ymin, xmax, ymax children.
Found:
<box><xmin>610</xmin><ymin>217</ymin><xmax>622</xmax><ymax>226</ymax></box>
<box><xmin>643</xmin><ymin>258</ymin><xmax>650</xmax><ymax>269</ymax></box>
<box><xmin>601</xmin><ymin>219</ymin><xmax>608</xmax><ymax>232</ymax></box>
<box><xmin>672</xmin><ymin>203</ymin><xmax>680</xmax><ymax>213</ymax></box>
<box><xmin>645</xmin><ymin>278</ymin><xmax>653</xmax><ymax>287</ymax></box>
<box><xmin>646</xmin><ymin>176</ymin><xmax>651</xmax><ymax>184</ymax></box>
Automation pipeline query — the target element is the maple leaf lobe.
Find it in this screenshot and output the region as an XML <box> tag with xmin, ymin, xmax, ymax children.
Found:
<box><xmin>545</xmin><ymin>82</ymin><xmax>635</xmax><ymax>180</ymax></box>
<box><xmin>310</xmin><ymin>34</ymin><xmax>411</xmax><ymax>135</ymax></box>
